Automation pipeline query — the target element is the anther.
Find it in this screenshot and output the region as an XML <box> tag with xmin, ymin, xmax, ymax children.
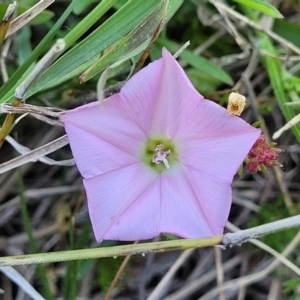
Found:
<box><xmin>152</xmin><ymin>144</ymin><xmax>171</xmax><ymax>169</ymax></box>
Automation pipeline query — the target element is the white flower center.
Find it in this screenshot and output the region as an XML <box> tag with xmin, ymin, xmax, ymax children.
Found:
<box><xmin>152</xmin><ymin>144</ymin><xmax>171</xmax><ymax>169</ymax></box>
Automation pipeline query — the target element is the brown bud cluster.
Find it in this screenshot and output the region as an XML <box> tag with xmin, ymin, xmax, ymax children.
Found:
<box><xmin>246</xmin><ymin>135</ymin><xmax>283</xmax><ymax>173</ymax></box>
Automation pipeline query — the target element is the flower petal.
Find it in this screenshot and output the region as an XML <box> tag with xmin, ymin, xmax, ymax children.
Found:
<box><xmin>120</xmin><ymin>48</ymin><xmax>203</xmax><ymax>137</ymax></box>
<box><xmin>174</xmin><ymin>96</ymin><xmax>260</xmax><ymax>139</ymax></box>
<box><xmin>61</xmin><ymin>95</ymin><xmax>147</xmax><ymax>178</ymax></box>
<box><xmin>178</xmin><ymin>118</ymin><xmax>260</xmax><ymax>182</ymax></box>
<box><xmin>62</xmin><ymin>125</ymin><xmax>137</xmax><ymax>178</ymax></box>
<box><xmin>159</xmin><ymin>166</ymin><xmax>230</xmax><ymax>238</ymax></box>
<box><xmin>104</xmin><ymin>179</ymin><xmax>161</xmax><ymax>240</ymax></box>
<box><xmin>83</xmin><ymin>163</ymin><xmax>158</xmax><ymax>242</ymax></box>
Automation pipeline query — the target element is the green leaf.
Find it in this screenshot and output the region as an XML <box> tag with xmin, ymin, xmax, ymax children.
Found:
<box><xmin>233</xmin><ymin>0</ymin><xmax>283</xmax><ymax>18</ymax></box>
<box><xmin>240</xmin><ymin>5</ymin><xmax>300</xmax><ymax>142</ymax></box>
<box><xmin>0</xmin><ymin>4</ymin><xmax>11</xmax><ymax>21</ymax></box>
<box><xmin>0</xmin><ymin>0</ymin><xmax>79</xmax><ymax>104</ymax></box>
<box><xmin>25</xmin><ymin>0</ymin><xmax>164</xmax><ymax>99</ymax></box>
<box><xmin>80</xmin><ymin>1</ymin><xmax>166</xmax><ymax>82</ymax></box>
<box><xmin>73</xmin><ymin>0</ymin><xmax>98</xmax><ymax>15</ymax></box>
<box><xmin>156</xmin><ymin>38</ymin><xmax>233</xmax><ymax>85</ymax></box>
<box><xmin>52</xmin><ymin>0</ymin><xmax>183</xmax><ymax>86</ymax></box>
<box><xmin>186</xmin><ymin>68</ymin><xmax>220</xmax><ymax>94</ymax></box>
<box><xmin>16</xmin><ymin>27</ymin><xmax>32</xmax><ymax>65</ymax></box>
<box><xmin>273</xmin><ymin>19</ymin><xmax>300</xmax><ymax>48</ymax></box>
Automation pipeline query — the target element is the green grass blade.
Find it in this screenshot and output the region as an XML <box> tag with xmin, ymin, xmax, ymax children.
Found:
<box><xmin>80</xmin><ymin>1</ymin><xmax>166</xmax><ymax>82</ymax></box>
<box><xmin>234</xmin><ymin>0</ymin><xmax>283</xmax><ymax>18</ymax></box>
<box><xmin>25</xmin><ymin>0</ymin><xmax>162</xmax><ymax>99</ymax></box>
<box><xmin>48</xmin><ymin>0</ymin><xmax>183</xmax><ymax>86</ymax></box>
<box><xmin>273</xmin><ymin>19</ymin><xmax>300</xmax><ymax>48</ymax></box>
<box><xmin>63</xmin><ymin>0</ymin><xmax>117</xmax><ymax>49</ymax></box>
<box><xmin>241</xmin><ymin>6</ymin><xmax>300</xmax><ymax>142</ymax></box>
<box><xmin>0</xmin><ymin>0</ymin><xmax>79</xmax><ymax>103</ymax></box>
<box><xmin>17</xmin><ymin>169</ymin><xmax>54</xmax><ymax>300</ymax></box>
<box><xmin>156</xmin><ymin>38</ymin><xmax>233</xmax><ymax>85</ymax></box>
<box><xmin>264</xmin><ymin>53</ymin><xmax>300</xmax><ymax>142</ymax></box>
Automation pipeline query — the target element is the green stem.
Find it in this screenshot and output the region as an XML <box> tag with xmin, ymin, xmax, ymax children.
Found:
<box><xmin>0</xmin><ymin>235</ymin><xmax>223</xmax><ymax>267</ymax></box>
<box><xmin>18</xmin><ymin>170</ymin><xmax>54</xmax><ymax>300</ymax></box>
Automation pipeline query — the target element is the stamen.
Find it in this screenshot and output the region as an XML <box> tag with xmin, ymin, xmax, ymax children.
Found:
<box><xmin>152</xmin><ymin>144</ymin><xmax>171</xmax><ymax>169</ymax></box>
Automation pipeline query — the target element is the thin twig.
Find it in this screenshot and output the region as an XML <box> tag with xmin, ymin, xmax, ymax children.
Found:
<box><xmin>0</xmin><ymin>37</ymin><xmax>12</xmax><ymax>82</ymax></box>
<box><xmin>273</xmin><ymin>114</ymin><xmax>300</xmax><ymax>139</ymax></box>
<box><xmin>16</xmin><ymin>39</ymin><xmax>66</xmax><ymax>99</ymax></box>
<box><xmin>104</xmin><ymin>242</ymin><xmax>138</xmax><ymax>300</ymax></box>
<box><xmin>209</xmin><ymin>1</ymin><xmax>300</xmax><ymax>56</ymax></box>
<box><xmin>199</xmin><ymin>231</ymin><xmax>300</xmax><ymax>300</ymax></box>
<box><xmin>0</xmin><ymin>103</ymin><xmax>65</xmax><ymax>118</ymax></box>
<box><xmin>223</xmin><ymin>215</ymin><xmax>300</xmax><ymax>245</ymax></box>
<box><xmin>6</xmin><ymin>0</ymin><xmax>55</xmax><ymax>39</ymax></box>
<box><xmin>147</xmin><ymin>249</ymin><xmax>194</xmax><ymax>300</ymax></box>
<box><xmin>164</xmin><ymin>256</ymin><xmax>241</xmax><ymax>300</ymax></box>
<box><xmin>215</xmin><ymin>247</ymin><xmax>226</xmax><ymax>300</ymax></box>
<box><xmin>226</xmin><ymin>222</ymin><xmax>300</xmax><ymax>276</ymax></box>
<box><xmin>0</xmin><ymin>267</ymin><xmax>45</xmax><ymax>300</ymax></box>
<box><xmin>0</xmin><ymin>135</ymin><xmax>69</xmax><ymax>174</ymax></box>
<box><xmin>5</xmin><ymin>135</ymin><xmax>74</xmax><ymax>166</ymax></box>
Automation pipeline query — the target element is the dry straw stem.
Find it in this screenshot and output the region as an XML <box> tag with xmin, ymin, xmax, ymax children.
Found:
<box><xmin>215</xmin><ymin>247</ymin><xmax>226</xmax><ymax>300</ymax></box>
<box><xmin>16</xmin><ymin>39</ymin><xmax>66</xmax><ymax>99</ymax></box>
<box><xmin>0</xmin><ymin>135</ymin><xmax>69</xmax><ymax>174</ymax></box>
<box><xmin>147</xmin><ymin>249</ymin><xmax>195</xmax><ymax>300</ymax></box>
<box><xmin>2</xmin><ymin>2</ymin><xmax>16</xmax><ymax>22</ymax></box>
<box><xmin>223</xmin><ymin>215</ymin><xmax>300</xmax><ymax>245</ymax></box>
<box><xmin>209</xmin><ymin>1</ymin><xmax>300</xmax><ymax>57</ymax></box>
<box><xmin>226</xmin><ymin>222</ymin><xmax>300</xmax><ymax>276</ymax></box>
<box><xmin>199</xmin><ymin>230</ymin><xmax>300</xmax><ymax>300</ymax></box>
<box><xmin>273</xmin><ymin>113</ymin><xmax>300</xmax><ymax>139</ymax></box>
<box><xmin>0</xmin><ymin>38</ymin><xmax>12</xmax><ymax>83</ymax></box>
<box><xmin>0</xmin><ymin>186</ymin><xmax>82</xmax><ymax>215</ymax></box>
<box><xmin>0</xmin><ymin>266</ymin><xmax>45</xmax><ymax>300</ymax></box>
<box><xmin>5</xmin><ymin>135</ymin><xmax>75</xmax><ymax>166</ymax></box>
<box><xmin>164</xmin><ymin>256</ymin><xmax>241</xmax><ymax>300</ymax></box>
<box><xmin>0</xmin><ymin>103</ymin><xmax>65</xmax><ymax>118</ymax></box>
<box><xmin>6</xmin><ymin>0</ymin><xmax>55</xmax><ymax>39</ymax></box>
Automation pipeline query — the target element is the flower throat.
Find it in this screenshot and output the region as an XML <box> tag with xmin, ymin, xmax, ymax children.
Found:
<box><xmin>142</xmin><ymin>138</ymin><xmax>177</xmax><ymax>172</ymax></box>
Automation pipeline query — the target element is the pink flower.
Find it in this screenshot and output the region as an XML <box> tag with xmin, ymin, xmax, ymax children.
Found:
<box><xmin>61</xmin><ymin>49</ymin><xmax>260</xmax><ymax>242</ymax></box>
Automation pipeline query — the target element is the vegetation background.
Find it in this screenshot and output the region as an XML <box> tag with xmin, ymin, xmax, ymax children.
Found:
<box><xmin>0</xmin><ymin>0</ymin><xmax>300</xmax><ymax>299</ymax></box>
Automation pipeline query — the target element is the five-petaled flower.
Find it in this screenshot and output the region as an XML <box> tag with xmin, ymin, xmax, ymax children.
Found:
<box><xmin>61</xmin><ymin>49</ymin><xmax>260</xmax><ymax>243</ymax></box>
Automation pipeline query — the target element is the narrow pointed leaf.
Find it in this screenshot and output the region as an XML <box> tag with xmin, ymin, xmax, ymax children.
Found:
<box><xmin>233</xmin><ymin>0</ymin><xmax>283</xmax><ymax>18</ymax></box>
<box><xmin>0</xmin><ymin>0</ymin><xmax>79</xmax><ymax>104</ymax></box>
<box><xmin>157</xmin><ymin>38</ymin><xmax>233</xmax><ymax>85</ymax></box>
<box><xmin>80</xmin><ymin>2</ymin><xmax>166</xmax><ymax>82</ymax></box>
<box><xmin>25</xmin><ymin>0</ymin><xmax>164</xmax><ymax>99</ymax></box>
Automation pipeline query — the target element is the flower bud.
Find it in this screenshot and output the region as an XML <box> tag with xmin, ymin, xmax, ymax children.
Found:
<box><xmin>227</xmin><ymin>92</ymin><xmax>246</xmax><ymax>116</ymax></box>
